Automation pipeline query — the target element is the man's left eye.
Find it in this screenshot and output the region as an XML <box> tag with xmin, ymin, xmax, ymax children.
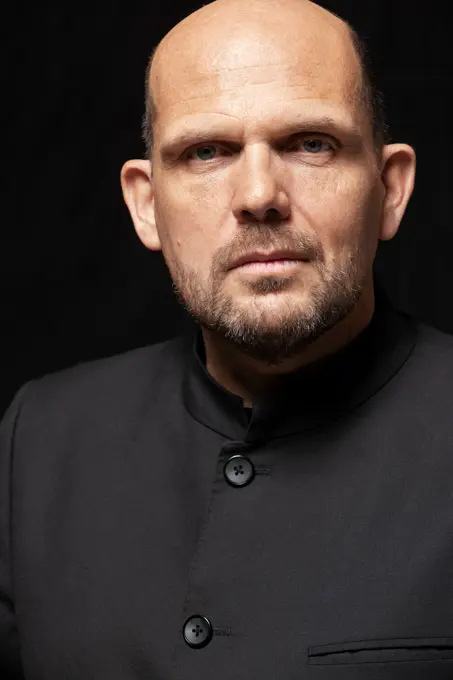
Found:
<box><xmin>299</xmin><ymin>138</ymin><xmax>332</xmax><ymax>153</ymax></box>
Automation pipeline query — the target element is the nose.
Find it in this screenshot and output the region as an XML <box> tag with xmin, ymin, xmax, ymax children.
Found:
<box><xmin>232</xmin><ymin>145</ymin><xmax>291</xmax><ymax>224</ymax></box>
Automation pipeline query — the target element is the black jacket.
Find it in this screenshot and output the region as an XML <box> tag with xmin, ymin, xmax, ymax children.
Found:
<box><xmin>2</xmin><ymin>288</ymin><xmax>453</xmax><ymax>679</ymax></box>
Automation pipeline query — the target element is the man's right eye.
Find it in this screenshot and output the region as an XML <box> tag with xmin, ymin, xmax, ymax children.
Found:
<box><xmin>185</xmin><ymin>144</ymin><xmax>225</xmax><ymax>162</ymax></box>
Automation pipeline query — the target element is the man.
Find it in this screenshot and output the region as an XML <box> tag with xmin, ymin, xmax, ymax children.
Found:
<box><xmin>2</xmin><ymin>0</ymin><xmax>453</xmax><ymax>677</ymax></box>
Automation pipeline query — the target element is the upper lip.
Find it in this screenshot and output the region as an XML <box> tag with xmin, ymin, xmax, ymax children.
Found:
<box><xmin>231</xmin><ymin>250</ymin><xmax>308</xmax><ymax>269</ymax></box>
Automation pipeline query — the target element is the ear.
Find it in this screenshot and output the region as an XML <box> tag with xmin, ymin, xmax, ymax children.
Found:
<box><xmin>379</xmin><ymin>143</ymin><xmax>416</xmax><ymax>242</ymax></box>
<box><xmin>120</xmin><ymin>159</ymin><xmax>162</xmax><ymax>251</ymax></box>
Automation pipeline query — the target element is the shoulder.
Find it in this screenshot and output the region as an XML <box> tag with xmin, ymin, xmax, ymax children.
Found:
<box><xmin>409</xmin><ymin>314</ymin><xmax>453</xmax><ymax>375</ymax></box>
<box><xmin>392</xmin><ymin>310</ymin><xmax>453</xmax><ymax>417</ymax></box>
<box><xmin>11</xmin><ymin>333</ymin><xmax>191</xmax><ymax>426</ymax></box>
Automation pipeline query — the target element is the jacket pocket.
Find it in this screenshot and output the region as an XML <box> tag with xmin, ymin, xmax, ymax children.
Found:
<box><xmin>307</xmin><ymin>637</ymin><xmax>453</xmax><ymax>665</ymax></box>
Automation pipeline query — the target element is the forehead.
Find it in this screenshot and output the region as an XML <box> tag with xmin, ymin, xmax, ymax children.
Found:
<box><xmin>152</xmin><ymin>17</ymin><xmax>362</xmax><ymax>131</ymax></box>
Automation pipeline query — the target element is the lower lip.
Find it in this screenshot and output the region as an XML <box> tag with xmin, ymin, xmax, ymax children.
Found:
<box><xmin>236</xmin><ymin>259</ymin><xmax>306</xmax><ymax>272</ymax></box>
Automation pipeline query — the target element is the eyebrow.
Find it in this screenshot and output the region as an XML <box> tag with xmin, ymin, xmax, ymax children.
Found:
<box><xmin>159</xmin><ymin>115</ymin><xmax>363</xmax><ymax>159</ymax></box>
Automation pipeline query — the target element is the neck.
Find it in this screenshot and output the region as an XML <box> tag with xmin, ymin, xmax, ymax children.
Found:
<box><xmin>203</xmin><ymin>285</ymin><xmax>376</xmax><ymax>408</ymax></box>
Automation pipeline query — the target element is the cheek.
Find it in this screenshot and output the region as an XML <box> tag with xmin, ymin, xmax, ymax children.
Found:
<box><xmin>154</xmin><ymin>180</ymin><xmax>228</xmax><ymax>270</ymax></box>
<box><xmin>154</xmin><ymin>188</ymin><xmax>203</xmax><ymax>252</ymax></box>
<box><xmin>155</xmin><ymin>210</ymin><xmax>215</xmax><ymax>281</ymax></box>
<box><xmin>302</xmin><ymin>170</ymin><xmax>380</xmax><ymax>256</ymax></box>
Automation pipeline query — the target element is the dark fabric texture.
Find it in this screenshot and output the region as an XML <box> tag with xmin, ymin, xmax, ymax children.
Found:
<box><xmin>2</xmin><ymin>288</ymin><xmax>453</xmax><ymax>678</ymax></box>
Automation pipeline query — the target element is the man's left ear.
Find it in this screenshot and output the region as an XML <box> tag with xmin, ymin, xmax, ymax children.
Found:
<box><xmin>379</xmin><ymin>143</ymin><xmax>416</xmax><ymax>242</ymax></box>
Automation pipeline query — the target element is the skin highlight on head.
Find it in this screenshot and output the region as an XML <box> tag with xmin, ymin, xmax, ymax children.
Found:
<box><xmin>121</xmin><ymin>0</ymin><xmax>416</xmax><ymax>408</ymax></box>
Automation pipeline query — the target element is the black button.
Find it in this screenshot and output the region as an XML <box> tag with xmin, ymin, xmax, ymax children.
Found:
<box><xmin>182</xmin><ymin>615</ymin><xmax>213</xmax><ymax>648</ymax></box>
<box><xmin>224</xmin><ymin>454</ymin><xmax>255</xmax><ymax>487</ymax></box>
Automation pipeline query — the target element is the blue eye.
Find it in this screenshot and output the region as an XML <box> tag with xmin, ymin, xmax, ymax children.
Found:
<box><xmin>301</xmin><ymin>139</ymin><xmax>332</xmax><ymax>153</ymax></box>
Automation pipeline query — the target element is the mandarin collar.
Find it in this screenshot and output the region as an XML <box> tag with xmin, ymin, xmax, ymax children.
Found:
<box><xmin>182</xmin><ymin>282</ymin><xmax>417</xmax><ymax>443</ymax></box>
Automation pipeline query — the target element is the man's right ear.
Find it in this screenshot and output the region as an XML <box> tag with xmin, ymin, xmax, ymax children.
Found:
<box><xmin>120</xmin><ymin>159</ymin><xmax>162</xmax><ymax>251</ymax></box>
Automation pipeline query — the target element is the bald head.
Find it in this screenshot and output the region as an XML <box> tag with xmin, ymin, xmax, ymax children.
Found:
<box><xmin>122</xmin><ymin>0</ymin><xmax>415</xmax><ymax>378</ymax></box>
<box><xmin>142</xmin><ymin>0</ymin><xmax>387</xmax><ymax>159</ymax></box>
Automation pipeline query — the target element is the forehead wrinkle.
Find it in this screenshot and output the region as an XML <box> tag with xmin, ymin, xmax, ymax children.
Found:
<box><xmin>164</xmin><ymin>46</ymin><xmax>347</xmax><ymax>81</ymax></box>
<box><xmin>159</xmin><ymin>107</ymin><xmax>363</xmax><ymax>153</ymax></box>
<box><xmin>159</xmin><ymin>88</ymin><xmax>357</xmax><ymax>133</ymax></box>
<box><xmin>157</xmin><ymin>48</ymin><xmax>355</xmax><ymax>117</ymax></box>
<box><xmin>162</xmin><ymin>72</ymin><xmax>351</xmax><ymax>115</ymax></box>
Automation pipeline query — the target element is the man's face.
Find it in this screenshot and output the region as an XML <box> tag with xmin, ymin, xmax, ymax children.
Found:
<box><xmin>148</xmin><ymin>3</ymin><xmax>385</xmax><ymax>364</ymax></box>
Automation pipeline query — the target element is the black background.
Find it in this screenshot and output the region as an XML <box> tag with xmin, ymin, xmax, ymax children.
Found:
<box><xmin>2</xmin><ymin>1</ymin><xmax>450</xmax><ymax>416</ymax></box>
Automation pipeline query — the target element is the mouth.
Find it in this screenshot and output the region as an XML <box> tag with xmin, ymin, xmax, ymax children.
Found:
<box><xmin>231</xmin><ymin>250</ymin><xmax>310</xmax><ymax>270</ymax></box>
<box><xmin>235</xmin><ymin>259</ymin><xmax>307</xmax><ymax>273</ymax></box>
